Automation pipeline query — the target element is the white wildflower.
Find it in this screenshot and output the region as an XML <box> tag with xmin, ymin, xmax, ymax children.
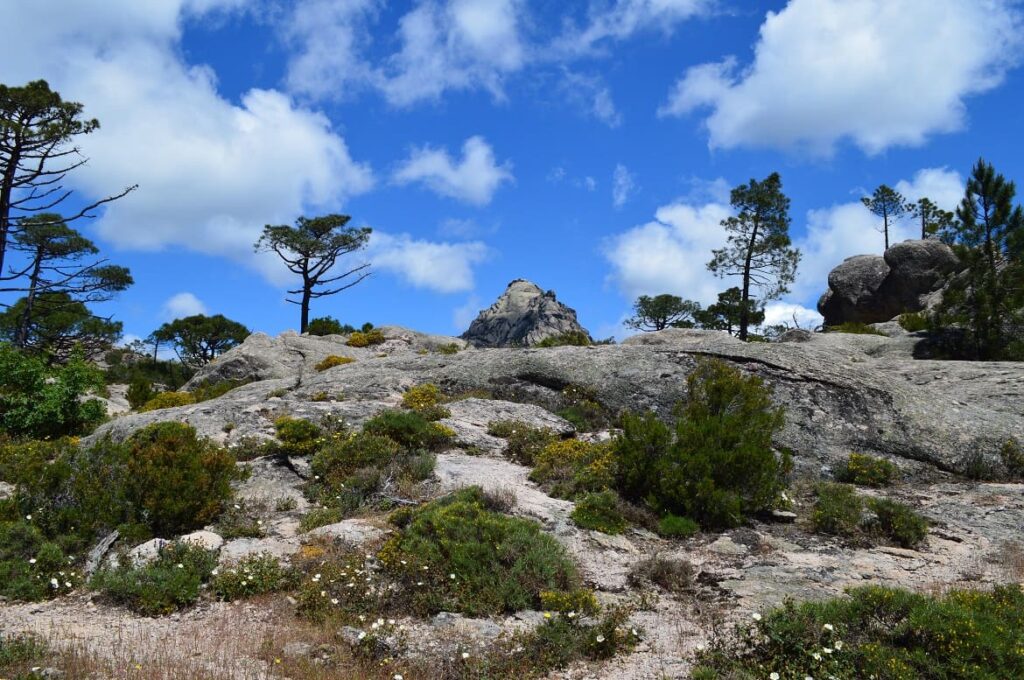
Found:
<box><xmin>752</xmin><ymin>612</ymin><xmax>762</xmax><ymax>621</ymax></box>
<box><xmin>595</xmin><ymin>635</ymin><xmax>605</xmax><ymax>643</ymax></box>
<box><xmin>823</xmin><ymin>623</ymin><xmax>834</xmax><ymax>632</ymax></box>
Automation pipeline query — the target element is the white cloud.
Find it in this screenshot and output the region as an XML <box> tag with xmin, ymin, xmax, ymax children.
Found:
<box><xmin>559</xmin><ymin>71</ymin><xmax>622</xmax><ymax>127</ymax></box>
<box><xmin>162</xmin><ymin>292</ymin><xmax>208</xmax><ymax>320</ymax></box>
<box><xmin>453</xmin><ymin>295</ymin><xmax>483</xmax><ymax>330</ymax></box>
<box><xmin>612</xmin><ymin>164</ymin><xmax>637</xmax><ymax>208</ymax></box>
<box><xmin>0</xmin><ymin>0</ymin><xmax>374</xmax><ymax>280</ymax></box>
<box><xmin>660</xmin><ymin>0</ymin><xmax>1023</xmax><ymax>154</ymax></box>
<box><xmin>557</xmin><ymin>0</ymin><xmax>715</xmax><ymax>56</ymax></box>
<box><xmin>791</xmin><ymin>167</ymin><xmax>963</xmax><ymax>301</ymax></box>
<box><xmin>393</xmin><ymin>136</ymin><xmax>513</xmax><ymax>205</ymax></box>
<box><xmin>370</xmin><ymin>233</ymin><xmax>491</xmax><ymax>293</ymax></box>
<box><xmin>604</xmin><ymin>200</ymin><xmax>731</xmax><ymax>303</ymax></box>
<box><xmin>763</xmin><ymin>302</ymin><xmax>822</xmax><ymax>330</ymax></box>
<box><xmin>582</xmin><ymin>176</ymin><xmax>598</xmax><ymax>192</ymax></box>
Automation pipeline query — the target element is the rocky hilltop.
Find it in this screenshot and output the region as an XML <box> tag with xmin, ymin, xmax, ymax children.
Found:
<box><xmin>461</xmin><ymin>279</ymin><xmax>592</xmax><ymax>347</ymax></box>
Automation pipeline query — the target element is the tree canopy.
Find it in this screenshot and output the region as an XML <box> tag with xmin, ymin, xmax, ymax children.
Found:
<box><xmin>861</xmin><ymin>185</ymin><xmax>912</xmax><ymax>250</ymax></box>
<box><xmin>625</xmin><ymin>294</ymin><xmax>702</xmax><ymax>331</ymax></box>
<box><xmin>152</xmin><ymin>314</ymin><xmax>250</xmax><ymax>367</ymax></box>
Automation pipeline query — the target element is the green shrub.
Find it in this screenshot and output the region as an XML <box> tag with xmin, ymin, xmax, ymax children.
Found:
<box><xmin>899</xmin><ymin>311</ymin><xmax>929</xmax><ymax>332</ymax></box>
<box><xmin>214</xmin><ymin>500</ymin><xmax>266</xmax><ymax>539</ymax></box>
<box><xmin>435</xmin><ymin>343</ymin><xmax>461</xmax><ymax>355</ymax></box>
<box><xmin>346</xmin><ymin>329</ymin><xmax>386</xmax><ymax>347</ymax></box>
<box><xmin>298</xmin><ymin>506</ymin><xmax>345</xmax><ymax>532</ymax></box>
<box><xmin>273</xmin><ymin>416</ymin><xmax>322</xmax><ymax>456</ymax></box>
<box><xmin>138</xmin><ymin>391</ymin><xmax>195</xmax><ymax>412</ymax></box>
<box><xmin>315</xmin><ymin>355</ymin><xmax>355</xmax><ymax>371</ymax></box>
<box><xmin>867</xmin><ymin>498</ymin><xmax>928</xmax><ymax>549</ymax></box>
<box><xmin>93</xmin><ymin>541</ymin><xmax>217</xmax><ymax>615</ymax></box>
<box><xmin>362</xmin><ymin>410</ymin><xmax>453</xmax><ymax>451</ymax></box>
<box><xmin>126</xmin><ymin>376</ymin><xmax>155</xmax><ymax>410</ymax></box>
<box><xmin>487</xmin><ymin>420</ymin><xmax>557</xmax><ymax>466</ymax></box>
<box><xmin>529</xmin><ymin>439</ymin><xmax>615</xmax><ymax>498</ymax></box>
<box><xmin>628</xmin><ymin>555</ymin><xmax>694</xmax><ymax>593</ymax></box>
<box><xmin>0</xmin><ymin>344</ymin><xmax>106</xmax><ymax>438</ymax></box>
<box><xmin>401</xmin><ymin>383</ymin><xmax>445</xmax><ymax>410</ymax></box>
<box><xmin>311</xmin><ymin>433</ymin><xmax>401</xmax><ymax>488</ymax></box>
<box><xmin>571</xmin><ymin>490</ymin><xmax>628</xmax><ymax>534</ymax></box>
<box><xmin>380</xmin><ymin>487</ymin><xmax>579</xmax><ymax>616</ymax></box>
<box><xmin>835</xmin><ymin>452</ymin><xmax>899</xmax><ymax>487</ymax></box>
<box><xmin>694</xmin><ymin>584</ymin><xmax>1024</xmax><ymax>680</ymax></box>
<box><xmin>824</xmin><ymin>322</ymin><xmax>887</xmax><ymax>335</ymax></box>
<box><xmin>539</xmin><ymin>588</ymin><xmax>600</xmax><ymax>615</ymax></box>
<box><xmin>1001</xmin><ymin>439</ymin><xmax>1024</xmax><ymax>480</ymax></box>
<box><xmin>306</xmin><ymin>316</ymin><xmax>349</xmax><ymax>336</ymax></box>
<box><xmin>556</xmin><ymin>385</ymin><xmax>613</xmax><ymax>432</ymax></box>
<box><xmin>122</xmin><ymin>422</ymin><xmax>238</xmax><ymax>536</ymax></box>
<box><xmin>0</xmin><ymin>520</ymin><xmax>78</xmax><ymax>601</ymax></box>
<box><xmin>613</xmin><ymin>359</ymin><xmax>789</xmax><ymax>530</ymax></box>
<box><xmin>210</xmin><ymin>553</ymin><xmax>293</xmax><ymax>601</ymax></box>
<box><xmin>189</xmin><ymin>379</ymin><xmax>249</xmax><ymax>402</ymax></box>
<box><xmin>534</xmin><ymin>331</ymin><xmax>591</xmax><ymax>348</ymax></box>
<box><xmin>657</xmin><ymin>513</ymin><xmax>700</xmax><ymax>539</ymax></box>
<box><xmin>811</xmin><ymin>483</ymin><xmax>863</xmax><ymax>537</ymax></box>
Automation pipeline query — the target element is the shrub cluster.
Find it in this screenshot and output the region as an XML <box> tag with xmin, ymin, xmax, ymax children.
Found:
<box><xmin>835</xmin><ymin>452</ymin><xmax>899</xmax><ymax>487</ymax></box>
<box><xmin>346</xmin><ymin>329</ymin><xmax>386</xmax><ymax>347</ymax></box>
<box><xmin>0</xmin><ymin>520</ymin><xmax>79</xmax><ymax>601</ymax></box>
<box><xmin>534</xmin><ymin>331</ymin><xmax>592</xmax><ymax>348</ymax></box>
<box><xmin>138</xmin><ymin>391</ymin><xmax>194</xmax><ymax>411</ymax></box>
<box><xmin>401</xmin><ymin>383</ymin><xmax>444</xmax><ymax>410</ymax></box>
<box><xmin>92</xmin><ymin>542</ymin><xmax>217</xmax><ymax>616</ymax></box>
<box><xmin>306</xmin><ymin>317</ymin><xmax>373</xmax><ymax>336</ymax></box>
<box><xmin>273</xmin><ymin>416</ymin><xmax>323</xmax><ymax>456</ymax></box>
<box><xmin>693</xmin><ymin>584</ymin><xmax>1024</xmax><ymax>680</ymax></box>
<box><xmin>315</xmin><ymin>355</ymin><xmax>355</xmax><ymax>371</ymax></box>
<box><xmin>487</xmin><ymin>420</ymin><xmax>557</xmax><ymax>466</ymax></box>
<box><xmin>556</xmin><ymin>384</ymin><xmax>614</xmax><ymax>432</ymax></box>
<box><xmin>570</xmin><ymin>491</ymin><xmax>628</xmax><ymax>534</ymax></box>
<box><xmin>362</xmin><ymin>409</ymin><xmax>454</xmax><ymax>450</ymax></box>
<box><xmin>210</xmin><ymin>553</ymin><xmax>294</xmax><ymax>601</ymax></box>
<box><xmin>811</xmin><ymin>483</ymin><xmax>929</xmax><ymax>549</ymax></box>
<box><xmin>530</xmin><ymin>439</ymin><xmax>615</xmax><ymax>499</ymax></box>
<box><xmin>898</xmin><ymin>311</ymin><xmax>929</xmax><ymax>332</ymax></box>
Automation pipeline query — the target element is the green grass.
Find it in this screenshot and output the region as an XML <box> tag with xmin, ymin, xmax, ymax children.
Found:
<box><xmin>693</xmin><ymin>584</ymin><xmax>1024</xmax><ymax>680</ymax></box>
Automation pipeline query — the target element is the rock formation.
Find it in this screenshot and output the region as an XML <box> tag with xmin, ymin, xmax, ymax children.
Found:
<box><xmin>461</xmin><ymin>279</ymin><xmax>592</xmax><ymax>347</ymax></box>
<box><xmin>818</xmin><ymin>239</ymin><xmax>961</xmax><ymax>326</ymax></box>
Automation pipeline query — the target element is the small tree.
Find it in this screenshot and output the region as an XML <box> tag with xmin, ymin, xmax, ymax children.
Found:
<box><xmin>913</xmin><ymin>197</ymin><xmax>956</xmax><ymax>240</ymax></box>
<box><xmin>861</xmin><ymin>185</ymin><xmax>912</xmax><ymax>250</ymax></box>
<box><xmin>694</xmin><ymin>287</ymin><xmax>765</xmax><ymax>336</ymax></box>
<box><xmin>0</xmin><ymin>292</ymin><xmax>122</xmax><ymax>360</ymax></box>
<box><xmin>255</xmin><ymin>214</ymin><xmax>371</xmax><ymax>333</ymax></box>
<box><xmin>707</xmin><ymin>173</ymin><xmax>799</xmax><ymax>341</ymax></box>
<box><xmin>626</xmin><ymin>294</ymin><xmax>702</xmax><ymax>331</ymax></box>
<box><xmin>0</xmin><ymin>80</ymin><xmax>135</xmax><ymax>276</ymax></box>
<box><xmin>152</xmin><ymin>314</ymin><xmax>250</xmax><ymax>367</ymax></box>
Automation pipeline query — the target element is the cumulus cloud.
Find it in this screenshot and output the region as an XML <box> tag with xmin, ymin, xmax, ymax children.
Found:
<box><xmin>0</xmin><ymin>0</ymin><xmax>374</xmax><ymax>280</ymax></box>
<box><xmin>161</xmin><ymin>292</ymin><xmax>208</xmax><ymax>320</ymax></box>
<box><xmin>556</xmin><ymin>0</ymin><xmax>715</xmax><ymax>56</ymax></box>
<box><xmin>612</xmin><ymin>164</ymin><xmax>637</xmax><ymax>208</ymax></box>
<box><xmin>370</xmin><ymin>233</ymin><xmax>491</xmax><ymax>293</ymax></box>
<box><xmin>791</xmin><ymin>167</ymin><xmax>963</xmax><ymax>301</ymax></box>
<box><xmin>393</xmin><ymin>136</ymin><xmax>513</xmax><ymax>205</ymax></box>
<box><xmin>763</xmin><ymin>302</ymin><xmax>822</xmax><ymax>330</ymax></box>
<box><xmin>659</xmin><ymin>0</ymin><xmax>1023</xmax><ymax>154</ymax></box>
<box><xmin>604</xmin><ymin>200</ymin><xmax>731</xmax><ymax>303</ymax></box>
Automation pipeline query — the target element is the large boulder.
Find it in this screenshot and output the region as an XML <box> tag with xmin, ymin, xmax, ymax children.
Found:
<box><xmin>818</xmin><ymin>240</ymin><xmax>961</xmax><ymax>326</ymax></box>
<box><xmin>461</xmin><ymin>279</ymin><xmax>592</xmax><ymax>347</ymax></box>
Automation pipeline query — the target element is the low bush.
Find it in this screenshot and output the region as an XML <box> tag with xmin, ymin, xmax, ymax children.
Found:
<box><xmin>346</xmin><ymin>329</ymin><xmax>386</xmax><ymax>347</ymax></box>
<box><xmin>307</xmin><ymin>317</ymin><xmax>373</xmax><ymax>336</ymax></box>
<box><xmin>570</xmin><ymin>490</ymin><xmax>628</xmax><ymax>534</ymax></box>
<box><xmin>811</xmin><ymin>483</ymin><xmax>863</xmax><ymax>537</ymax></box>
<box><xmin>1001</xmin><ymin>439</ymin><xmax>1024</xmax><ymax>480</ymax></box>
<box><xmin>628</xmin><ymin>555</ymin><xmax>694</xmax><ymax>594</ymax></box>
<box><xmin>214</xmin><ymin>500</ymin><xmax>266</xmax><ymax>539</ymax></box>
<box><xmin>613</xmin><ymin>359</ymin><xmax>789</xmax><ymax>530</ymax></box>
<box><xmin>867</xmin><ymin>498</ymin><xmax>929</xmax><ymax>549</ymax></box>
<box><xmin>190</xmin><ymin>379</ymin><xmax>249</xmax><ymax>403</ymax></box>
<box><xmin>898</xmin><ymin>311</ymin><xmax>929</xmax><ymax>332</ymax></box>
<box><xmin>273</xmin><ymin>416</ymin><xmax>322</xmax><ymax>456</ymax></box>
<box><xmin>693</xmin><ymin>584</ymin><xmax>1024</xmax><ymax>680</ymax></box>
<box><xmin>657</xmin><ymin>513</ymin><xmax>700</xmax><ymax>539</ymax></box>
<box><xmin>487</xmin><ymin>420</ymin><xmax>557</xmax><ymax>466</ymax></box>
<box><xmin>556</xmin><ymin>384</ymin><xmax>614</xmax><ymax>432</ymax></box>
<box><xmin>315</xmin><ymin>355</ymin><xmax>355</xmax><ymax>371</ymax></box>
<box><xmin>0</xmin><ymin>633</ymin><xmax>48</xmax><ymax>671</ymax></box>
<box><xmin>92</xmin><ymin>542</ymin><xmax>217</xmax><ymax>615</ymax></box>
<box><xmin>401</xmin><ymin>383</ymin><xmax>445</xmax><ymax>410</ymax></box>
<box><xmin>534</xmin><ymin>331</ymin><xmax>591</xmax><ymax>348</ymax></box>
<box><xmin>311</xmin><ymin>433</ymin><xmax>401</xmax><ymax>488</ymax></box>
<box><xmin>824</xmin><ymin>322</ymin><xmax>888</xmax><ymax>336</ymax></box>
<box><xmin>0</xmin><ymin>520</ymin><xmax>78</xmax><ymax>601</ymax></box>
<box><xmin>530</xmin><ymin>439</ymin><xmax>615</xmax><ymax>498</ymax></box>
<box><xmin>380</xmin><ymin>487</ymin><xmax>579</xmax><ymax>616</ymax></box>
<box><xmin>362</xmin><ymin>409</ymin><xmax>453</xmax><ymax>451</ymax></box>
<box><xmin>126</xmin><ymin>376</ymin><xmax>155</xmax><ymax>410</ymax></box>
<box><xmin>539</xmin><ymin>588</ymin><xmax>600</xmax><ymax>615</ymax></box>
<box><xmin>138</xmin><ymin>391</ymin><xmax>195</xmax><ymax>412</ymax></box>
<box><xmin>435</xmin><ymin>342</ymin><xmax>461</xmax><ymax>355</ymax></box>
<box><xmin>835</xmin><ymin>452</ymin><xmax>898</xmax><ymax>487</ymax></box>
<box><xmin>210</xmin><ymin>553</ymin><xmax>294</xmax><ymax>601</ymax></box>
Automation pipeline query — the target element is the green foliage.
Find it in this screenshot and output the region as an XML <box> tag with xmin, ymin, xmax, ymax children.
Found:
<box><xmin>298</xmin><ymin>507</ymin><xmax>345</xmax><ymax>533</ymax></box>
<box><xmin>210</xmin><ymin>553</ymin><xmax>294</xmax><ymax>601</ymax></box>
<box><xmin>898</xmin><ymin>311</ymin><xmax>929</xmax><ymax>332</ymax></box>
<box><xmin>92</xmin><ymin>542</ymin><xmax>217</xmax><ymax>616</ymax></box>
<box><xmin>138</xmin><ymin>390</ymin><xmax>195</xmax><ymax>412</ymax></box>
<box><xmin>0</xmin><ymin>633</ymin><xmax>48</xmax><ymax>671</ymax></box>
<box><xmin>534</xmin><ymin>331</ymin><xmax>592</xmax><ymax>348</ymax></box>
<box><xmin>861</xmin><ymin>184</ymin><xmax>913</xmax><ymax>249</ymax></box>
<box><xmin>695</xmin><ymin>584</ymin><xmax>1024</xmax><ymax>680</ymax></box>
<box><xmin>126</xmin><ymin>375</ymin><xmax>155</xmax><ymax>410</ymax></box>
<box><xmin>613</xmin><ymin>359</ymin><xmax>789</xmax><ymax>529</ymax></box>
<box><xmin>151</xmin><ymin>314</ymin><xmax>249</xmax><ymax>367</ymax></box>
<box><xmin>121</xmin><ymin>422</ymin><xmax>238</xmax><ymax>537</ymax></box>
<box><xmin>486</xmin><ymin>420</ymin><xmax>557</xmax><ymax>466</ymax></box>
<box><xmin>529</xmin><ymin>438</ymin><xmax>615</xmax><ymax>498</ymax></box>
<box><xmin>657</xmin><ymin>513</ymin><xmax>700</xmax><ymax>539</ymax></box>
<box><xmin>273</xmin><ymin>416</ymin><xmax>322</xmax><ymax>456</ymax></box>
<box><xmin>0</xmin><ymin>344</ymin><xmax>105</xmax><ymax>438</ymax></box>
<box><xmin>571</xmin><ymin>490</ymin><xmax>628</xmax><ymax>534</ymax></box>
<box><xmin>435</xmin><ymin>342</ymin><xmax>461</xmax><ymax>354</ymax></box>
<box><xmin>0</xmin><ymin>520</ymin><xmax>78</xmax><ymax>601</ymax></box>
<box><xmin>1002</xmin><ymin>439</ymin><xmax>1024</xmax><ymax>480</ymax></box>
<box><xmin>380</xmin><ymin>487</ymin><xmax>579</xmax><ymax>616</ymax></box>
<box><xmin>362</xmin><ymin>409</ymin><xmax>453</xmax><ymax>450</ymax></box>
<box><xmin>0</xmin><ymin>292</ymin><xmax>124</xmax><ymax>361</ymax></box>
<box><xmin>811</xmin><ymin>483</ymin><xmax>864</xmax><ymax>537</ymax></box>
<box><xmin>539</xmin><ymin>588</ymin><xmax>600</xmax><ymax>615</ymax></box>
<box><xmin>693</xmin><ymin>287</ymin><xmax>766</xmax><ymax>337</ymax></box>
<box><xmin>104</xmin><ymin>350</ymin><xmax>193</xmax><ymax>390</ymax></box>
<box><xmin>401</xmin><ymin>383</ymin><xmax>445</xmax><ymax>410</ymax></box>
<box><xmin>346</xmin><ymin>328</ymin><xmax>386</xmax><ymax>347</ymax></box>
<box><xmin>824</xmin><ymin>322</ymin><xmax>887</xmax><ymax>335</ymax></box>
<box><xmin>311</xmin><ymin>433</ymin><xmax>401</xmax><ymax>487</ymax></box>
<box><xmin>315</xmin><ymin>354</ymin><xmax>355</xmax><ymax>371</ymax></box>
<box><xmin>866</xmin><ymin>498</ymin><xmax>928</xmax><ymax>549</ymax></box>
<box><xmin>628</xmin><ymin>555</ymin><xmax>694</xmax><ymax>593</ymax></box>
<box><xmin>557</xmin><ymin>384</ymin><xmax>613</xmax><ymax>431</ymax></box>
<box><xmin>626</xmin><ymin>294</ymin><xmax>703</xmax><ymax>331</ymax></box>
<box><xmin>835</xmin><ymin>453</ymin><xmax>899</xmax><ymax>487</ymax></box>
<box><xmin>305</xmin><ymin>316</ymin><xmax>372</xmax><ymax>336</ymax></box>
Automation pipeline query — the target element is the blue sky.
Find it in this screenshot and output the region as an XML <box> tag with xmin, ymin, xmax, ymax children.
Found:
<box><xmin>3</xmin><ymin>0</ymin><xmax>1023</xmax><ymax>343</ymax></box>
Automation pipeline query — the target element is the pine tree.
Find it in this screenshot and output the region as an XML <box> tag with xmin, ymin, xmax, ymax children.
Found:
<box><xmin>861</xmin><ymin>185</ymin><xmax>912</xmax><ymax>250</ymax></box>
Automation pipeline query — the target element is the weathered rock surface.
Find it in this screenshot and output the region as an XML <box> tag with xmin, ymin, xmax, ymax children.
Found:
<box><xmin>818</xmin><ymin>239</ymin><xmax>961</xmax><ymax>325</ymax></box>
<box><xmin>461</xmin><ymin>279</ymin><xmax>592</xmax><ymax>347</ymax></box>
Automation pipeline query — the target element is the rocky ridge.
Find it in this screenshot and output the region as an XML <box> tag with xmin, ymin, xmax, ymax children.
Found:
<box><xmin>461</xmin><ymin>279</ymin><xmax>592</xmax><ymax>347</ymax></box>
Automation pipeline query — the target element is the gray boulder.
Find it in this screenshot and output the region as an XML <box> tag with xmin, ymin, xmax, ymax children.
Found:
<box><xmin>461</xmin><ymin>279</ymin><xmax>592</xmax><ymax>347</ymax></box>
<box><xmin>818</xmin><ymin>239</ymin><xmax>961</xmax><ymax>325</ymax></box>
